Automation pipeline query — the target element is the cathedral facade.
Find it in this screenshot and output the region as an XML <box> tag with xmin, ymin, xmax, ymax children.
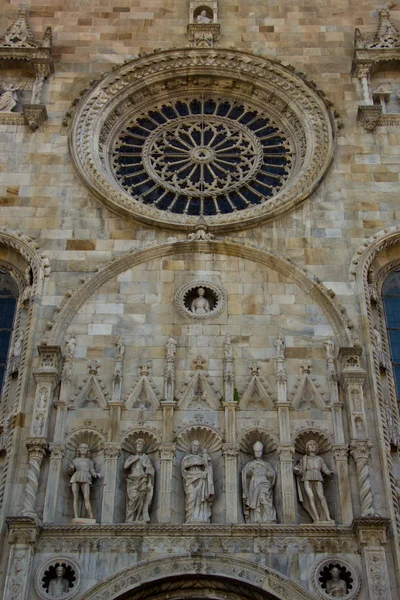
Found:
<box><xmin>0</xmin><ymin>2</ymin><xmax>400</xmax><ymax>599</ymax></box>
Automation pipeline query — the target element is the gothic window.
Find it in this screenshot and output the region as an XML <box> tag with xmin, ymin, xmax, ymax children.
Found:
<box><xmin>383</xmin><ymin>271</ymin><xmax>400</xmax><ymax>399</ymax></box>
<box><xmin>0</xmin><ymin>271</ymin><xmax>18</xmax><ymax>392</ymax></box>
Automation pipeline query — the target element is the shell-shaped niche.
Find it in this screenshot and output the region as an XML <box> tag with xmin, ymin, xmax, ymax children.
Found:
<box><xmin>293</xmin><ymin>427</ymin><xmax>332</xmax><ymax>455</ymax></box>
<box><xmin>65</xmin><ymin>428</ymin><xmax>104</xmax><ymax>456</ymax></box>
<box><xmin>122</xmin><ymin>429</ymin><xmax>160</xmax><ymax>455</ymax></box>
<box><xmin>176</xmin><ymin>425</ymin><xmax>222</xmax><ymax>453</ymax></box>
<box><xmin>239</xmin><ymin>428</ymin><xmax>277</xmax><ymax>455</ymax></box>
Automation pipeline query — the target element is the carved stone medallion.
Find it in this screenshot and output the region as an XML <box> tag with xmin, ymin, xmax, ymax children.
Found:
<box><xmin>312</xmin><ymin>557</ymin><xmax>361</xmax><ymax>600</ymax></box>
<box><xmin>34</xmin><ymin>556</ymin><xmax>81</xmax><ymax>600</ymax></box>
<box><xmin>175</xmin><ymin>280</ymin><xmax>225</xmax><ymax>319</ymax></box>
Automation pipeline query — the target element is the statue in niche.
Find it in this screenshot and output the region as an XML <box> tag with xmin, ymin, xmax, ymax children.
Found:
<box><xmin>48</xmin><ymin>565</ymin><xmax>70</xmax><ymax>598</ymax></box>
<box><xmin>124</xmin><ymin>438</ymin><xmax>155</xmax><ymax>523</ymax></box>
<box><xmin>241</xmin><ymin>441</ymin><xmax>277</xmax><ymax>523</ymax></box>
<box><xmin>325</xmin><ymin>566</ymin><xmax>348</xmax><ymax>597</ymax></box>
<box><xmin>0</xmin><ymin>83</ymin><xmax>19</xmax><ymax>112</ymax></box>
<box><xmin>196</xmin><ymin>9</ymin><xmax>212</xmax><ymax>23</ymax></box>
<box><xmin>10</xmin><ymin>331</ymin><xmax>23</xmax><ymax>373</ymax></box>
<box><xmin>181</xmin><ymin>440</ymin><xmax>214</xmax><ymax>522</ymax></box>
<box><xmin>294</xmin><ymin>440</ymin><xmax>334</xmax><ymax>523</ymax></box>
<box><xmin>68</xmin><ymin>443</ymin><xmax>100</xmax><ymax>521</ymax></box>
<box><xmin>191</xmin><ymin>287</ymin><xmax>211</xmax><ymax>315</ymax></box>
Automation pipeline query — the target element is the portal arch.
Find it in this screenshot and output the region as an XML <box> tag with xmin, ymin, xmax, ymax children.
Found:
<box><xmin>77</xmin><ymin>554</ymin><xmax>315</xmax><ymax>600</ymax></box>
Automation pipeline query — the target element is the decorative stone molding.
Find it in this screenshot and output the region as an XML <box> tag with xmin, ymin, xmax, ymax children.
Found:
<box><xmin>187</xmin><ymin>23</ymin><xmax>220</xmax><ymax>47</ymax></box>
<box><xmin>238</xmin><ymin>429</ymin><xmax>277</xmax><ymax>455</ymax></box>
<box><xmin>68</xmin><ymin>48</ymin><xmax>336</xmax><ymax>231</ymax></box>
<box><xmin>175</xmin><ymin>280</ymin><xmax>226</xmax><ymax>320</ymax></box>
<box><xmin>122</xmin><ymin>429</ymin><xmax>160</xmax><ymax>454</ymax></box>
<box><xmin>350</xmin><ymin>441</ymin><xmax>375</xmax><ymax>517</ymax></box>
<box><xmin>311</xmin><ymin>556</ymin><xmax>361</xmax><ymax>600</ymax></box>
<box><xmin>125</xmin><ymin>362</ymin><xmax>161</xmax><ymax>409</ymax></box>
<box><xmin>34</xmin><ymin>556</ymin><xmax>81</xmax><ymax>600</ymax></box>
<box><xmin>65</xmin><ymin>428</ymin><xmax>105</xmax><ymax>456</ymax></box>
<box><xmin>0</xmin><ymin>10</ymin><xmax>54</xmax><ymax>129</ymax></box>
<box><xmin>293</xmin><ymin>427</ymin><xmax>333</xmax><ymax>454</ymax></box>
<box><xmin>357</xmin><ymin>105</ymin><xmax>382</xmax><ymax>132</ymax></box>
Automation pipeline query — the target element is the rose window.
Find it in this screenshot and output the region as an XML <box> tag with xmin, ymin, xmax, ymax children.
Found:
<box><xmin>111</xmin><ymin>98</ymin><xmax>292</xmax><ymax>216</ymax></box>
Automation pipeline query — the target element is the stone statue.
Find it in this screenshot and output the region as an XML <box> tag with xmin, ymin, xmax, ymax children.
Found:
<box><xmin>224</xmin><ymin>334</ymin><xmax>233</xmax><ymax>360</ymax></box>
<box><xmin>274</xmin><ymin>335</ymin><xmax>285</xmax><ymax>359</ymax></box>
<box><xmin>325</xmin><ymin>566</ymin><xmax>348</xmax><ymax>597</ymax></box>
<box><xmin>166</xmin><ymin>336</ymin><xmax>177</xmax><ymax>360</ymax></box>
<box><xmin>241</xmin><ymin>441</ymin><xmax>277</xmax><ymax>523</ymax></box>
<box><xmin>65</xmin><ymin>336</ymin><xmax>76</xmax><ymax>360</ymax></box>
<box><xmin>181</xmin><ymin>440</ymin><xmax>214</xmax><ymax>523</ymax></box>
<box><xmin>0</xmin><ymin>83</ymin><xmax>19</xmax><ymax>112</ymax></box>
<box><xmin>294</xmin><ymin>439</ymin><xmax>334</xmax><ymax>523</ymax></box>
<box><xmin>31</xmin><ymin>75</ymin><xmax>44</xmax><ymax>104</ymax></box>
<box><xmin>68</xmin><ymin>443</ymin><xmax>100</xmax><ymax>521</ymax></box>
<box><xmin>124</xmin><ymin>438</ymin><xmax>155</xmax><ymax>523</ymax></box>
<box><xmin>323</xmin><ymin>337</ymin><xmax>335</xmax><ymax>359</ymax></box>
<box><xmin>10</xmin><ymin>332</ymin><xmax>23</xmax><ymax>373</ymax></box>
<box><xmin>196</xmin><ymin>9</ymin><xmax>212</xmax><ymax>23</ymax></box>
<box><xmin>116</xmin><ymin>335</ymin><xmax>125</xmax><ymax>359</ymax></box>
<box><xmin>373</xmin><ymin>326</ymin><xmax>383</xmax><ymax>353</ymax></box>
<box><xmin>21</xmin><ymin>265</ymin><xmax>32</xmax><ymax>304</ymax></box>
<box><xmin>48</xmin><ymin>565</ymin><xmax>70</xmax><ymax>598</ymax></box>
<box><xmin>190</xmin><ymin>287</ymin><xmax>211</xmax><ymax>315</ymax></box>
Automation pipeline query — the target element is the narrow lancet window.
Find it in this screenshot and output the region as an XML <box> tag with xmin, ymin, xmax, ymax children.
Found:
<box><xmin>383</xmin><ymin>271</ymin><xmax>400</xmax><ymax>400</ymax></box>
<box><xmin>0</xmin><ymin>271</ymin><xmax>18</xmax><ymax>392</ymax></box>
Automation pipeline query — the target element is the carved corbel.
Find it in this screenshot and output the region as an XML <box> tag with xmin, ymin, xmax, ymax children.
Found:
<box><xmin>357</xmin><ymin>105</ymin><xmax>382</xmax><ymax>132</ymax></box>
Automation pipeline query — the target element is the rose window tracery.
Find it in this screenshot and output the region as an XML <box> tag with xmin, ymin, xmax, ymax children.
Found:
<box><xmin>111</xmin><ymin>97</ymin><xmax>291</xmax><ymax>216</ymax></box>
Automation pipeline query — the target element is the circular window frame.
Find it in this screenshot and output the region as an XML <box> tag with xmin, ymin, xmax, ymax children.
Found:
<box><xmin>175</xmin><ymin>280</ymin><xmax>226</xmax><ymax>319</ymax></box>
<box><xmin>34</xmin><ymin>556</ymin><xmax>82</xmax><ymax>600</ymax></box>
<box><xmin>311</xmin><ymin>557</ymin><xmax>361</xmax><ymax>600</ymax></box>
<box><xmin>69</xmin><ymin>48</ymin><xmax>336</xmax><ymax>231</ymax></box>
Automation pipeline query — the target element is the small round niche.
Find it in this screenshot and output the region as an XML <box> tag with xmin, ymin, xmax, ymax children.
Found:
<box><xmin>175</xmin><ymin>281</ymin><xmax>226</xmax><ymax>319</ymax></box>
<box><xmin>312</xmin><ymin>557</ymin><xmax>360</xmax><ymax>600</ymax></box>
<box><xmin>35</xmin><ymin>558</ymin><xmax>81</xmax><ymax>600</ymax></box>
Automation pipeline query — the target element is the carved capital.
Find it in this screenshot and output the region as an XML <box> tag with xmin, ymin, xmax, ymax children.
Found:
<box><xmin>103</xmin><ymin>443</ymin><xmax>121</xmax><ymax>460</ymax></box>
<box><xmin>160</xmin><ymin>443</ymin><xmax>176</xmax><ymax>460</ymax></box>
<box><xmin>6</xmin><ymin>516</ymin><xmax>41</xmax><ymax>545</ymax></box>
<box><xmin>353</xmin><ymin>516</ymin><xmax>390</xmax><ymax>546</ymax></box>
<box><xmin>222</xmin><ymin>442</ymin><xmax>239</xmax><ymax>457</ymax></box>
<box><xmin>332</xmin><ymin>444</ymin><xmax>349</xmax><ymax>461</ymax></box>
<box><xmin>350</xmin><ymin>440</ymin><xmax>372</xmax><ymax>461</ymax></box>
<box><xmin>26</xmin><ymin>438</ymin><xmax>47</xmax><ymax>458</ymax></box>
<box><xmin>49</xmin><ymin>444</ymin><xmax>64</xmax><ymax>459</ymax></box>
<box><xmin>35</xmin><ymin>345</ymin><xmax>61</xmax><ymax>374</ymax></box>
<box><xmin>277</xmin><ymin>445</ymin><xmax>295</xmax><ymax>461</ymax></box>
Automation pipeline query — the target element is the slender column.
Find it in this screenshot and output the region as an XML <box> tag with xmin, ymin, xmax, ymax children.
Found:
<box><xmin>112</xmin><ymin>336</ymin><xmax>124</xmax><ymax>404</ymax></box>
<box><xmin>4</xmin><ymin>517</ymin><xmax>39</xmax><ymax>600</ymax></box>
<box><xmin>101</xmin><ymin>443</ymin><xmax>121</xmax><ymax>524</ymax></box>
<box><xmin>21</xmin><ymin>439</ymin><xmax>47</xmax><ymax>517</ymax></box>
<box><xmin>159</xmin><ymin>443</ymin><xmax>176</xmax><ymax>523</ymax></box>
<box><xmin>277</xmin><ymin>445</ymin><xmax>296</xmax><ymax>523</ymax></box>
<box><xmin>332</xmin><ymin>445</ymin><xmax>353</xmax><ymax>524</ymax></box>
<box><xmin>43</xmin><ymin>444</ymin><xmax>64</xmax><ymax>523</ymax></box>
<box><xmin>358</xmin><ymin>66</ymin><xmax>372</xmax><ymax>105</ymax></box>
<box><xmin>222</xmin><ymin>442</ymin><xmax>239</xmax><ymax>523</ymax></box>
<box><xmin>350</xmin><ymin>441</ymin><xmax>375</xmax><ymax>516</ymax></box>
<box><xmin>108</xmin><ymin>402</ymin><xmax>123</xmax><ymax>443</ymax></box>
<box><xmin>161</xmin><ymin>401</ymin><xmax>175</xmax><ymax>443</ymax></box>
<box><xmin>339</xmin><ymin>347</ymin><xmax>375</xmax><ymax>517</ymax></box>
<box><xmin>20</xmin><ymin>346</ymin><xmax>61</xmax><ymax>518</ymax></box>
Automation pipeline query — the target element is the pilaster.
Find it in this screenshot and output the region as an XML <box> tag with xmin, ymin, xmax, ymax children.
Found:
<box><xmin>43</xmin><ymin>444</ymin><xmax>64</xmax><ymax>523</ymax></box>
<box><xmin>354</xmin><ymin>517</ymin><xmax>391</xmax><ymax>600</ymax></box>
<box><xmin>277</xmin><ymin>445</ymin><xmax>296</xmax><ymax>523</ymax></box>
<box><xmin>159</xmin><ymin>443</ymin><xmax>176</xmax><ymax>523</ymax></box>
<box><xmin>101</xmin><ymin>443</ymin><xmax>121</xmax><ymax>524</ymax></box>
<box><xmin>332</xmin><ymin>444</ymin><xmax>353</xmax><ymax>525</ymax></box>
<box><xmin>4</xmin><ymin>516</ymin><xmax>41</xmax><ymax>600</ymax></box>
<box><xmin>222</xmin><ymin>442</ymin><xmax>239</xmax><ymax>523</ymax></box>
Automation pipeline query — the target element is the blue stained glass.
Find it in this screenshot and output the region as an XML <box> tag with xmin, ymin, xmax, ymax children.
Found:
<box><xmin>383</xmin><ymin>272</ymin><xmax>400</xmax><ymax>402</ymax></box>
<box><xmin>0</xmin><ymin>272</ymin><xmax>18</xmax><ymax>394</ymax></box>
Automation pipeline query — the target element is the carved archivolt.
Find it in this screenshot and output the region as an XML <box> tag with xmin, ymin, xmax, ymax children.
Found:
<box><xmin>122</xmin><ymin>429</ymin><xmax>160</xmax><ymax>454</ymax></box>
<box><xmin>47</xmin><ymin>240</ymin><xmax>352</xmax><ymax>347</ymax></box>
<box><xmin>77</xmin><ymin>554</ymin><xmax>317</xmax><ymax>600</ymax></box>
<box><xmin>176</xmin><ymin>425</ymin><xmax>222</xmax><ymax>453</ymax></box>
<box><xmin>69</xmin><ymin>48</ymin><xmax>336</xmax><ymax>231</ymax></box>
<box><xmin>238</xmin><ymin>428</ymin><xmax>277</xmax><ymax>455</ymax></box>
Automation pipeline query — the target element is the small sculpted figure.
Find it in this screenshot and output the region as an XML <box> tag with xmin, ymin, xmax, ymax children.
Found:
<box><xmin>66</xmin><ymin>336</ymin><xmax>76</xmax><ymax>360</ymax></box>
<box><xmin>0</xmin><ymin>83</ymin><xmax>19</xmax><ymax>112</ymax></box>
<box><xmin>196</xmin><ymin>9</ymin><xmax>212</xmax><ymax>23</ymax></box>
<box><xmin>48</xmin><ymin>566</ymin><xmax>70</xmax><ymax>598</ymax></box>
<box><xmin>31</xmin><ymin>75</ymin><xmax>44</xmax><ymax>104</ymax></box>
<box><xmin>325</xmin><ymin>566</ymin><xmax>348</xmax><ymax>598</ymax></box>
<box><xmin>166</xmin><ymin>336</ymin><xmax>177</xmax><ymax>360</ymax></box>
<box><xmin>124</xmin><ymin>438</ymin><xmax>155</xmax><ymax>523</ymax></box>
<box><xmin>242</xmin><ymin>441</ymin><xmax>277</xmax><ymax>523</ymax></box>
<box><xmin>68</xmin><ymin>443</ymin><xmax>100</xmax><ymax>520</ymax></box>
<box><xmin>191</xmin><ymin>287</ymin><xmax>211</xmax><ymax>315</ymax></box>
<box><xmin>181</xmin><ymin>440</ymin><xmax>214</xmax><ymax>522</ymax></box>
<box><xmin>294</xmin><ymin>440</ymin><xmax>333</xmax><ymax>523</ymax></box>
